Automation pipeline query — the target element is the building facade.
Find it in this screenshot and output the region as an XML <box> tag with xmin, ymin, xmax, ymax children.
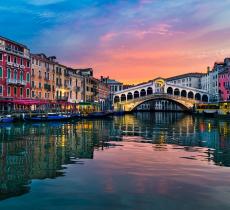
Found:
<box><xmin>76</xmin><ymin>68</ymin><xmax>99</xmax><ymax>102</ymax></box>
<box><xmin>97</xmin><ymin>79</ymin><xmax>110</xmax><ymax>110</ymax></box>
<box><xmin>31</xmin><ymin>54</ymin><xmax>56</xmax><ymax>100</ymax></box>
<box><xmin>55</xmin><ymin>63</ymin><xmax>71</xmax><ymax>101</ymax></box>
<box><xmin>166</xmin><ymin>73</ymin><xmax>204</xmax><ymax>89</ymax></box>
<box><xmin>0</xmin><ymin>36</ymin><xmax>31</xmax><ymax>111</ymax></box>
<box><xmin>201</xmin><ymin>63</ymin><xmax>224</xmax><ymax>102</ymax></box>
<box><xmin>101</xmin><ymin>76</ymin><xmax>123</xmax><ymax>109</ymax></box>
<box><xmin>218</xmin><ymin>58</ymin><xmax>230</xmax><ymax>101</ymax></box>
<box><xmin>68</xmin><ymin>68</ymin><xmax>84</xmax><ymax>103</ymax></box>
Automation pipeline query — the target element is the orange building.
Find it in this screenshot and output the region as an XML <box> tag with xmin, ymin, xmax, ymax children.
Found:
<box><xmin>31</xmin><ymin>54</ymin><xmax>56</xmax><ymax>101</ymax></box>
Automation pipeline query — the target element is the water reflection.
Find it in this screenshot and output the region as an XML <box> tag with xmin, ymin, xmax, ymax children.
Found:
<box><xmin>0</xmin><ymin>113</ymin><xmax>230</xmax><ymax>200</ymax></box>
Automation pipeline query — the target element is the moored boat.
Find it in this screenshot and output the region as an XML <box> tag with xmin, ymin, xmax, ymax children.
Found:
<box><xmin>0</xmin><ymin>115</ymin><xmax>14</xmax><ymax>123</ymax></box>
<box><xmin>24</xmin><ymin>113</ymin><xmax>72</xmax><ymax>122</ymax></box>
<box><xmin>84</xmin><ymin>111</ymin><xmax>111</xmax><ymax>118</ymax></box>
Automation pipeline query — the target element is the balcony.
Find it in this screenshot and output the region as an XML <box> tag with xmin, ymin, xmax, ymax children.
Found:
<box><xmin>56</xmin><ymin>96</ymin><xmax>68</xmax><ymax>101</ymax></box>
<box><xmin>13</xmin><ymin>63</ymin><xmax>19</xmax><ymax>68</ymax></box>
<box><xmin>4</xmin><ymin>46</ymin><xmax>29</xmax><ymax>59</ymax></box>
<box><xmin>64</xmin><ymin>84</ymin><xmax>71</xmax><ymax>89</ymax></box>
<box><xmin>76</xmin><ymin>86</ymin><xmax>81</xmax><ymax>92</ymax></box>
<box><xmin>44</xmin><ymin>76</ymin><xmax>50</xmax><ymax>81</ymax></box>
<box><xmin>6</xmin><ymin>78</ymin><xmax>26</xmax><ymax>86</ymax></box>
<box><xmin>64</xmin><ymin>72</ymin><xmax>69</xmax><ymax>76</ymax></box>
<box><xmin>7</xmin><ymin>61</ymin><xmax>13</xmax><ymax>66</ymax></box>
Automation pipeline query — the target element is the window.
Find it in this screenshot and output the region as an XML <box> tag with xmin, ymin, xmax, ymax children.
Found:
<box><xmin>7</xmin><ymin>55</ymin><xmax>11</xmax><ymax>62</ymax></box>
<box><xmin>0</xmin><ymin>86</ymin><xmax>3</xmax><ymax>96</ymax></box>
<box><xmin>20</xmin><ymin>58</ymin><xmax>23</xmax><ymax>65</ymax></box>
<box><xmin>32</xmin><ymin>69</ymin><xmax>34</xmax><ymax>76</ymax></box>
<box><xmin>20</xmin><ymin>87</ymin><xmax>23</xmax><ymax>96</ymax></box>
<box><xmin>14</xmin><ymin>70</ymin><xmax>17</xmax><ymax>80</ymax></box>
<box><xmin>32</xmin><ymin>91</ymin><xmax>35</xmax><ymax>98</ymax></box>
<box><xmin>7</xmin><ymin>68</ymin><xmax>11</xmax><ymax>79</ymax></box>
<box><xmin>26</xmin><ymin>89</ymin><xmax>30</xmax><ymax>98</ymax></box>
<box><xmin>14</xmin><ymin>87</ymin><xmax>17</xmax><ymax>96</ymax></box>
<box><xmin>0</xmin><ymin>67</ymin><xmax>2</xmax><ymax>78</ymax></box>
<box><xmin>39</xmin><ymin>92</ymin><xmax>41</xmax><ymax>98</ymax></box>
<box><xmin>14</xmin><ymin>56</ymin><xmax>17</xmax><ymax>64</ymax></box>
<box><xmin>27</xmin><ymin>60</ymin><xmax>30</xmax><ymax>67</ymax></box>
<box><xmin>32</xmin><ymin>81</ymin><xmax>35</xmax><ymax>88</ymax></box>
<box><xmin>39</xmin><ymin>82</ymin><xmax>41</xmax><ymax>89</ymax></box>
<box><xmin>7</xmin><ymin>86</ymin><xmax>11</xmax><ymax>96</ymax></box>
<box><xmin>20</xmin><ymin>71</ymin><xmax>23</xmax><ymax>81</ymax></box>
<box><xmin>26</xmin><ymin>73</ymin><xmax>30</xmax><ymax>82</ymax></box>
<box><xmin>0</xmin><ymin>53</ymin><xmax>2</xmax><ymax>61</ymax></box>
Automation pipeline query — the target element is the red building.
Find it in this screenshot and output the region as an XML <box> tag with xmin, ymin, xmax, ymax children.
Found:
<box><xmin>0</xmin><ymin>36</ymin><xmax>31</xmax><ymax>111</ymax></box>
<box><xmin>218</xmin><ymin>59</ymin><xmax>230</xmax><ymax>101</ymax></box>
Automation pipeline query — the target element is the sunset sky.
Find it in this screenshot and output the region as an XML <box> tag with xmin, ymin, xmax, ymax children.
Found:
<box><xmin>1</xmin><ymin>0</ymin><xmax>230</xmax><ymax>84</ymax></box>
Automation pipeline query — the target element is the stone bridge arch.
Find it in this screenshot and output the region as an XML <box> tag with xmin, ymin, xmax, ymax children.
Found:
<box><xmin>114</xmin><ymin>94</ymin><xmax>196</xmax><ymax>112</ymax></box>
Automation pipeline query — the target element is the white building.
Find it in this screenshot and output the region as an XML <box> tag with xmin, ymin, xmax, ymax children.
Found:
<box><xmin>201</xmin><ymin>60</ymin><xmax>228</xmax><ymax>102</ymax></box>
<box><xmin>166</xmin><ymin>73</ymin><xmax>204</xmax><ymax>89</ymax></box>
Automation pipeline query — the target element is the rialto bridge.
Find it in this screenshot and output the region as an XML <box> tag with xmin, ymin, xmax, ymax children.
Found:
<box><xmin>113</xmin><ymin>78</ymin><xmax>210</xmax><ymax>112</ymax></box>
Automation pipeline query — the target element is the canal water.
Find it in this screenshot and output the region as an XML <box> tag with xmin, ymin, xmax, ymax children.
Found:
<box><xmin>0</xmin><ymin>112</ymin><xmax>230</xmax><ymax>210</ymax></box>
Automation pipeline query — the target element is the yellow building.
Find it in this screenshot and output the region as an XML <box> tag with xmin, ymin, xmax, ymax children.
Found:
<box><xmin>75</xmin><ymin>68</ymin><xmax>99</xmax><ymax>102</ymax></box>
<box><xmin>31</xmin><ymin>54</ymin><xmax>56</xmax><ymax>100</ymax></box>
<box><xmin>68</xmin><ymin>68</ymin><xmax>84</xmax><ymax>103</ymax></box>
<box><xmin>55</xmin><ymin>63</ymin><xmax>70</xmax><ymax>101</ymax></box>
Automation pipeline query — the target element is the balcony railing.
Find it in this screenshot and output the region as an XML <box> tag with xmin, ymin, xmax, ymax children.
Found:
<box><xmin>4</xmin><ymin>46</ymin><xmax>29</xmax><ymax>59</ymax></box>
<box><xmin>76</xmin><ymin>86</ymin><xmax>81</xmax><ymax>92</ymax></box>
<box><xmin>44</xmin><ymin>76</ymin><xmax>50</xmax><ymax>81</ymax></box>
<box><xmin>64</xmin><ymin>84</ymin><xmax>71</xmax><ymax>89</ymax></box>
<box><xmin>6</xmin><ymin>78</ymin><xmax>26</xmax><ymax>86</ymax></box>
<box><xmin>56</xmin><ymin>96</ymin><xmax>68</xmax><ymax>101</ymax></box>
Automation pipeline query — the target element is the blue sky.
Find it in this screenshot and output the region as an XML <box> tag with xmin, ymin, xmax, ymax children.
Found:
<box><xmin>1</xmin><ymin>0</ymin><xmax>230</xmax><ymax>83</ymax></box>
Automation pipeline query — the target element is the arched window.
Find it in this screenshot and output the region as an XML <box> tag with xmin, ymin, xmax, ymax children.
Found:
<box><xmin>174</xmin><ymin>88</ymin><xmax>180</xmax><ymax>96</ymax></box>
<box><xmin>7</xmin><ymin>68</ymin><xmax>11</xmax><ymax>79</ymax></box>
<box><xmin>140</xmin><ymin>89</ymin><xmax>146</xmax><ymax>97</ymax></box>
<box><xmin>181</xmin><ymin>90</ymin><xmax>187</xmax><ymax>97</ymax></box>
<box><xmin>167</xmin><ymin>87</ymin><xmax>173</xmax><ymax>95</ymax></box>
<box><xmin>121</xmin><ymin>94</ymin><xmax>126</xmax><ymax>102</ymax></box>
<box><xmin>14</xmin><ymin>70</ymin><xmax>17</xmax><ymax>80</ymax></box>
<box><xmin>26</xmin><ymin>73</ymin><xmax>30</xmax><ymax>82</ymax></box>
<box><xmin>0</xmin><ymin>67</ymin><xmax>2</xmax><ymax>78</ymax></box>
<box><xmin>20</xmin><ymin>71</ymin><xmax>23</xmax><ymax>81</ymax></box>
<box><xmin>147</xmin><ymin>87</ymin><xmax>153</xmax><ymax>95</ymax></box>
<box><xmin>134</xmin><ymin>91</ymin><xmax>139</xmax><ymax>98</ymax></box>
<box><xmin>127</xmin><ymin>92</ymin><xmax>133</xmax><ymax>100</ymax></box>
<box><xmin>188</xmin><ymin>91</ymin><xmax>194</xmax><ymax>99</ymax></box>
<box><xmin>195</xmin><ymin>93</ymin><xmax>201</xmax><ymax>100</ymax></box>
<box><xmin>202</xmin><ymin>94</ymin><xmax>208</xmax><ymax>102</ymax></box>
<box><xmin>114</xmin><ymin>96</ymin><xmax>120</xmax><ymax>103</ymax></box>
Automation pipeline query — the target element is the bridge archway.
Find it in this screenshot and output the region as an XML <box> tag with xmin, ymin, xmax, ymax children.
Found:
<box><xmin>174</xmin><ymin>88</ymin><xmax>180</xmax><ymax>96</ymax></box>
<box><xmin>195</xmin><ymin>93</ymin><xmax>201</xmax><ymax>100</ymax></box>
<box><xmin>140</xmin><ymin>89</ymin><xmax>146</xmax><ymax>97</ymax></box>
<box><xmin>127</xmin><ymin>92</ymin><xmax>133</xmax><ymax>100</ymax></box>
<box><xmin>121</xmin><ymin>94</ymin><xmax>126</xmax><ymax>102</ymax></box>
<box><xmin>188</xmin><ymin>91</ymin><xmax>194</xmax><ymax>99</ymax></box>
<box><xmin>202</xmin><ymin>94</ymin><xmax>208</xmax><ymax>102</ymax></box>
<box><xmin>114</xmin><ymin>96</ymin><xmax>120</xmax><ymax>103</ymax></box>
<box><xmin>132</xmin><ymin>97</ymin><xmax>191</xmax><ymax>112</ymax></box>
<box><xmin>167</xmin><ymin>87</ymin><xmax>173</xmax><ymax>95</ymax></box>
<box><xmin>134</xmin><ymin>91</ymin><xmax>139</xmax><ymax>99</ymax></box>
<box><xmin>181</xmin><ymin>90</ymin><xmax>187</xmax><ymax>97</ymax></box>
<box><xmin>147</xmin><ymin>87</ymin><xmax>153</xmax><ymax>95</ymax></box>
